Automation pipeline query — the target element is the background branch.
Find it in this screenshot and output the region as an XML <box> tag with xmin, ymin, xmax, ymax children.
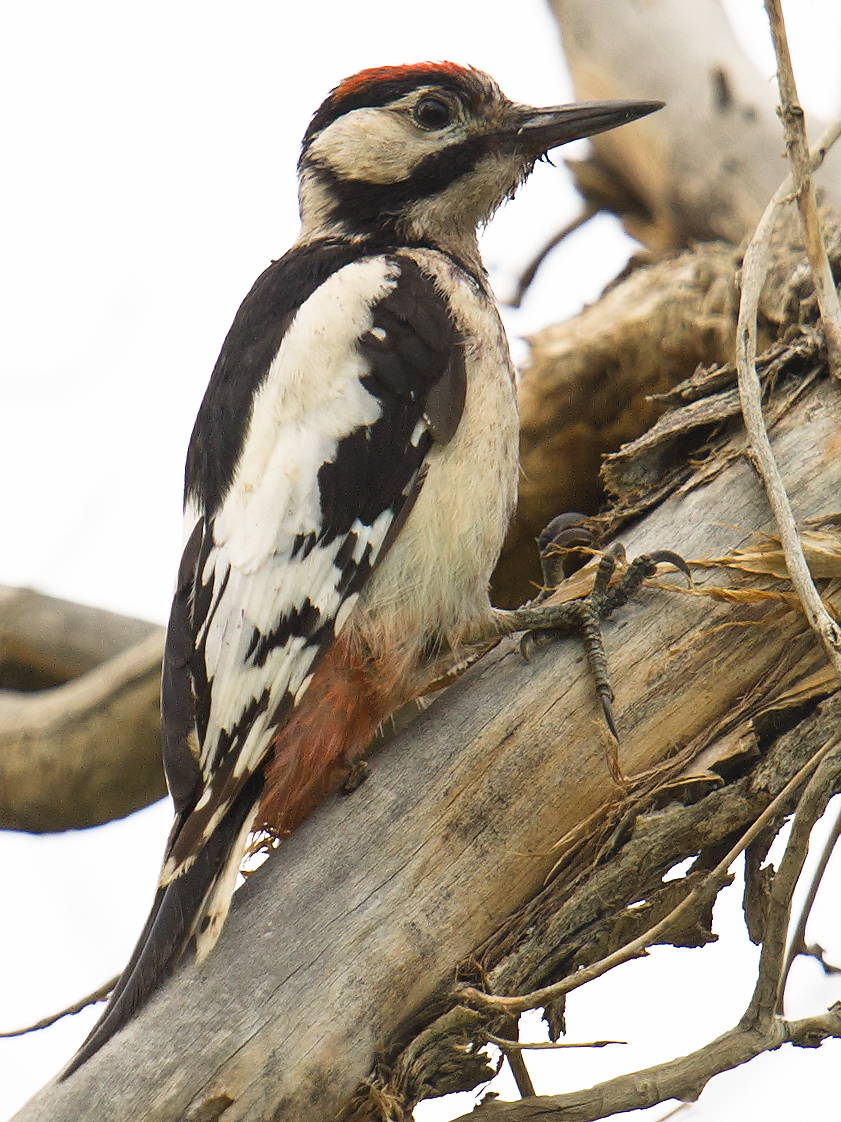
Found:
<box><xmin>0</xmin><ymin>586</ymin><xmax>165</xmax><ymax>832</ymax></box>
<box><xmin>551</xmin><ymin>0</ymin><xmax>841</xmax><ymax>251</ymax></box>
<box><xmin>445</xmin><ymin>1007</ymin><xmax>841</xmax><ymax>1122</ymax></box>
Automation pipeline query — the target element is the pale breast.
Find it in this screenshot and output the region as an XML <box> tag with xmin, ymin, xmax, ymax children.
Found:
<box><xmin>361</xmin><ymin>249</ymin><xmax>519</xmax><ymax>645</ymax></box>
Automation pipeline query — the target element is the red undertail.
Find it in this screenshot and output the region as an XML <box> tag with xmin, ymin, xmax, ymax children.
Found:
<box><xmin>259</xmin><ymin>632</ymin><xmax>410</xmax><ymax>836</ymax></box>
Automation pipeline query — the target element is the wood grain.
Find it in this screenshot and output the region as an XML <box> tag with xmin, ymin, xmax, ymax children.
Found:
<box><xmin>15</xmin><ymin>377</ymin><xmax>839</xmax><ymax>1121</ymax></box>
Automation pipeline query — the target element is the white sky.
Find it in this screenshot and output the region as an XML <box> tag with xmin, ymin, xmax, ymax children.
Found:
<box><xmin>1</xmin><ymin>0</ymin><xmax>840</xmax><ymax>1118</ymax></box>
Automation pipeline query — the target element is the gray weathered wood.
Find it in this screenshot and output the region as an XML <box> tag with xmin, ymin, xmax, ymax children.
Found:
<box><xmin>13</xmin><ymin>374</ymin><xmax>839</xmax><ymax>1122</ymax></box>
<box><xmin>0</xmin><ymin>588</ymin><xmax>165</xmax><ymax>831</ymax></box>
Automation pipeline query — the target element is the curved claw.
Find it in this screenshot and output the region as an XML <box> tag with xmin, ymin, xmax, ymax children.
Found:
<box><xmin>507</xmin><ymin>535</ymin><xmax>687</xmax><ymax>743</ymax></box>
<box><xmin>544</xmin><ymin>528</ymin><xmax>597</xmax><ymax>552</ymax></box>
<box><xmin>537</xmin><ymin>512</ymin><xmax>592</xmax><ymax>554</ymax></box>
<box><xmin>645</xmin><ymin>549</ymin><xmax>693</xmax><ymax>587</ymax></box>
<box><xmin>591</xmin><ymin>543</ymin><xmax>625</xmax><ymax>605</ymax></box>
<box><xmin>538</xmin><ymin>513</ymin><xmax>597</xmax><ymax>590</ymax></box>
<box><xmin>600</xmin><ymin>693</ymin><xmax>619</xmax><ymax>741</ymax></box>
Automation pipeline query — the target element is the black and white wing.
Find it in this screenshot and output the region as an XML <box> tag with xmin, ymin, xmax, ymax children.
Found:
<box><xmin>163</xmin><ymin>247</ymin><xmax>465</xmax><ymax>876</ymax></box>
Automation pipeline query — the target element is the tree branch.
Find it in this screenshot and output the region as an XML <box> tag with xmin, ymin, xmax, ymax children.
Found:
<box><xmin>551</xmin><ymin>0</ymin><xmax>841</xmax><ymax>252</ymax></box>
<box><xmin>15</xmin><ymin>369</ymin><xmax>841</xmax><ymax>1122</ymax></box>
<box><xmin>0</xmin><ymin>978</ymin><xmax>120</xmax><ymax>1039</ymax></box>
<box><xmin>459</xmin><ymin>736</ymin><xmax>840</xmax><ymax>1019</ymax></box>
<box><xmin>779</xmin><ymin>801</ymin><xmax>841</xmax><ymax>995</ymax></box>
<box><xmin>744</xmin><ymin>739</ymin><xmax>841</xmax><ymax>1024</ymax></box>
<box><xmin>446</xmin><ymin>1007</ymin><xmax>841</xmax><ymax>1122</ymax></box>
<box><xmin>446</xmin><ymin>740</ymin><xmax>841</xmax><ymax>1122</ymax></box>
<box><xmin>0</xmin><ymin>587</ymin><xmax>165</xmax><ymax>832</ymax></box>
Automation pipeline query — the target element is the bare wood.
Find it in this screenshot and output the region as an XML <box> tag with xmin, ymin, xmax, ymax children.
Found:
<box><xmin>549</xmin><ymin>0</ymin><xmax>841</xmax><ymax>251</ymax></box>
<box><xmin>13</xmin><ymin>370</ymin><xmax>841</xmax><ymax>1122</ymax></box>
<box><xmin>0</xmin><ymin>587</ymin><xmax>165</xmax><ymax>832</ymax></box>
<box><xmin>459</xmin><ymin>736</ymin><xmax>840</xmax><ymax>1018</ymax></box>
<box><xmin>369</xmin><ymin>696</ymin><xmax>841</xmax><ymax>1114</ymax></box>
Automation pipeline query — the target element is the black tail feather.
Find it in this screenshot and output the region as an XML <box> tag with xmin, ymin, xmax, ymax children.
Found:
<box><xmin>60</xmin><ymin>774</ymin><xmax>263</xmax><ymax>1080</ymax></box>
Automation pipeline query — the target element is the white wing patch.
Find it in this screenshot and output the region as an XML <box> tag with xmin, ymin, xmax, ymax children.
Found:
<box><xmin>214</xmin><ymin>256</ymin><xmax>399</xmax><ymax>571</ymax></box>
<box><xmin>190</xmin><ymin>256</ymin><xmax>413</xmax><ymax>788</ymax></box>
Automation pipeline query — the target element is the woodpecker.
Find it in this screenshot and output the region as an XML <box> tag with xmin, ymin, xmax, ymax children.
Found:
<box><xmin>62</xmin><ymin>63</ymin><xmax>662</xmax><ymax>1077</ymax></box>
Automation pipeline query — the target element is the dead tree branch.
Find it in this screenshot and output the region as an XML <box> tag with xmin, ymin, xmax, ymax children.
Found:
<box><xmin>780</xmin><ymin>802</ymin><xmax>841</xmax><ymax>994</ymax></box>
<box><xmin>550</xmin><ymin>0</ymin><xmax>841</xmax><ymax>252</ymax></box>
<box><xmin>459</xmin><ymin>737</ymin><xmax>839</xmax><ymax>1019</ymax></box>
<box><xmin>444</xmin><ymin>1007</ymin><xmax>841</xmax><ymax>1122</ymax></box>
<box><xmin>441</xmin><ymin>740</ymin><xmax>841</xmax><ymax>1122</ymax></box>
<box><xmin>0</xmin><ymin>587</ymin><xmax>165</xmax><ymax>832</ymax></box>
<box><xmin>14</xmin><ymin>362</ymin><xmax>841</xmax><ymax>1122</ymax></box>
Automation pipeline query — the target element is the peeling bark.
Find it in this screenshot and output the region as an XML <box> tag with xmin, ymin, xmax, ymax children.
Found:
<box><xmin>13</xmin><ymin>362</ymin><xmax>841</xmax><ymax>1122</ymax></box>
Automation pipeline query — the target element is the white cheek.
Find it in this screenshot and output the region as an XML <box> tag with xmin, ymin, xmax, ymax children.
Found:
<box><xmin>309</xmin><ymin>107</ymin><xmax>467</xmax><ymax>184</ymax></box>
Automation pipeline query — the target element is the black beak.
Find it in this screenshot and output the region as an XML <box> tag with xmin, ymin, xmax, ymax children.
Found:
<box><xmin>513</xmin><ymin>98</ymin><xmax>664</xmax><ymax>155</ymax></box>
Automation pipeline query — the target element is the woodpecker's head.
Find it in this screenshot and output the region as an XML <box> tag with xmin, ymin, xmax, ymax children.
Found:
<box><xmin>298</xmin><ymin>62</ymin><xmax>662</xmax><ymax>259</ymax></box>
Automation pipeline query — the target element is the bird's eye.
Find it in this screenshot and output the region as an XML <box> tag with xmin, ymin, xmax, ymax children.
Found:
<box><xmin>413</xmin><ymin>96</ymin><xmax>453</xmax><ymax>131</ymax></box>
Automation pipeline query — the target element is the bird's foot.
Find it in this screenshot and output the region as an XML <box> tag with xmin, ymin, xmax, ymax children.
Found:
<box><xmin>486</xmin><ymin>515</ymin><xmax>690</xmax><ymax>738</ymax></box>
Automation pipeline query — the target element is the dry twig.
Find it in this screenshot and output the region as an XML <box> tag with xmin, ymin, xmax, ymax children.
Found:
<box><xmin>735</xmin><ymin>109</ymin><xmax>841</xmax><ymax>677</ymax></box>
<box><xmin>764</xmin><ymin>0</ymin><xmax>841</xmax><ymax>376</ymax></box>
<box><xmin>482</xmin><ymin>1035</ymin><xmax>624</xmax><ymax>1052</ymax></box>
<box><xmin>508</xmin><ymin>203</ymin><xmax>599</xmax><ymax>307</ymax></box>
<box><xmin>744</xmin><ymin>738</ymin><xmax>841</xmax><ymax>1024</ymax></box>
<box><xmin>504</xmin><ymin>1050</ymin><xmax>536</xmax><ymax>1100</ymax></box>
<box><xmin>779</xmin><ymin>801</ymin><xmax>841</xmax><ymax>998</ymax></box>
<box><xmin>459</xmin><ymin>736</ymin><xmax>839</xmax><ymax>1018</ymax></box>
<box><xmin>450</xmin><ymin>738</ymin><xmax>841</xmax><ymax>1122</ymax></box>
<box><xmin>0</xmin><ymin>976</ymin><xmax>118</xmax><ymax>1039</ymax></box>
